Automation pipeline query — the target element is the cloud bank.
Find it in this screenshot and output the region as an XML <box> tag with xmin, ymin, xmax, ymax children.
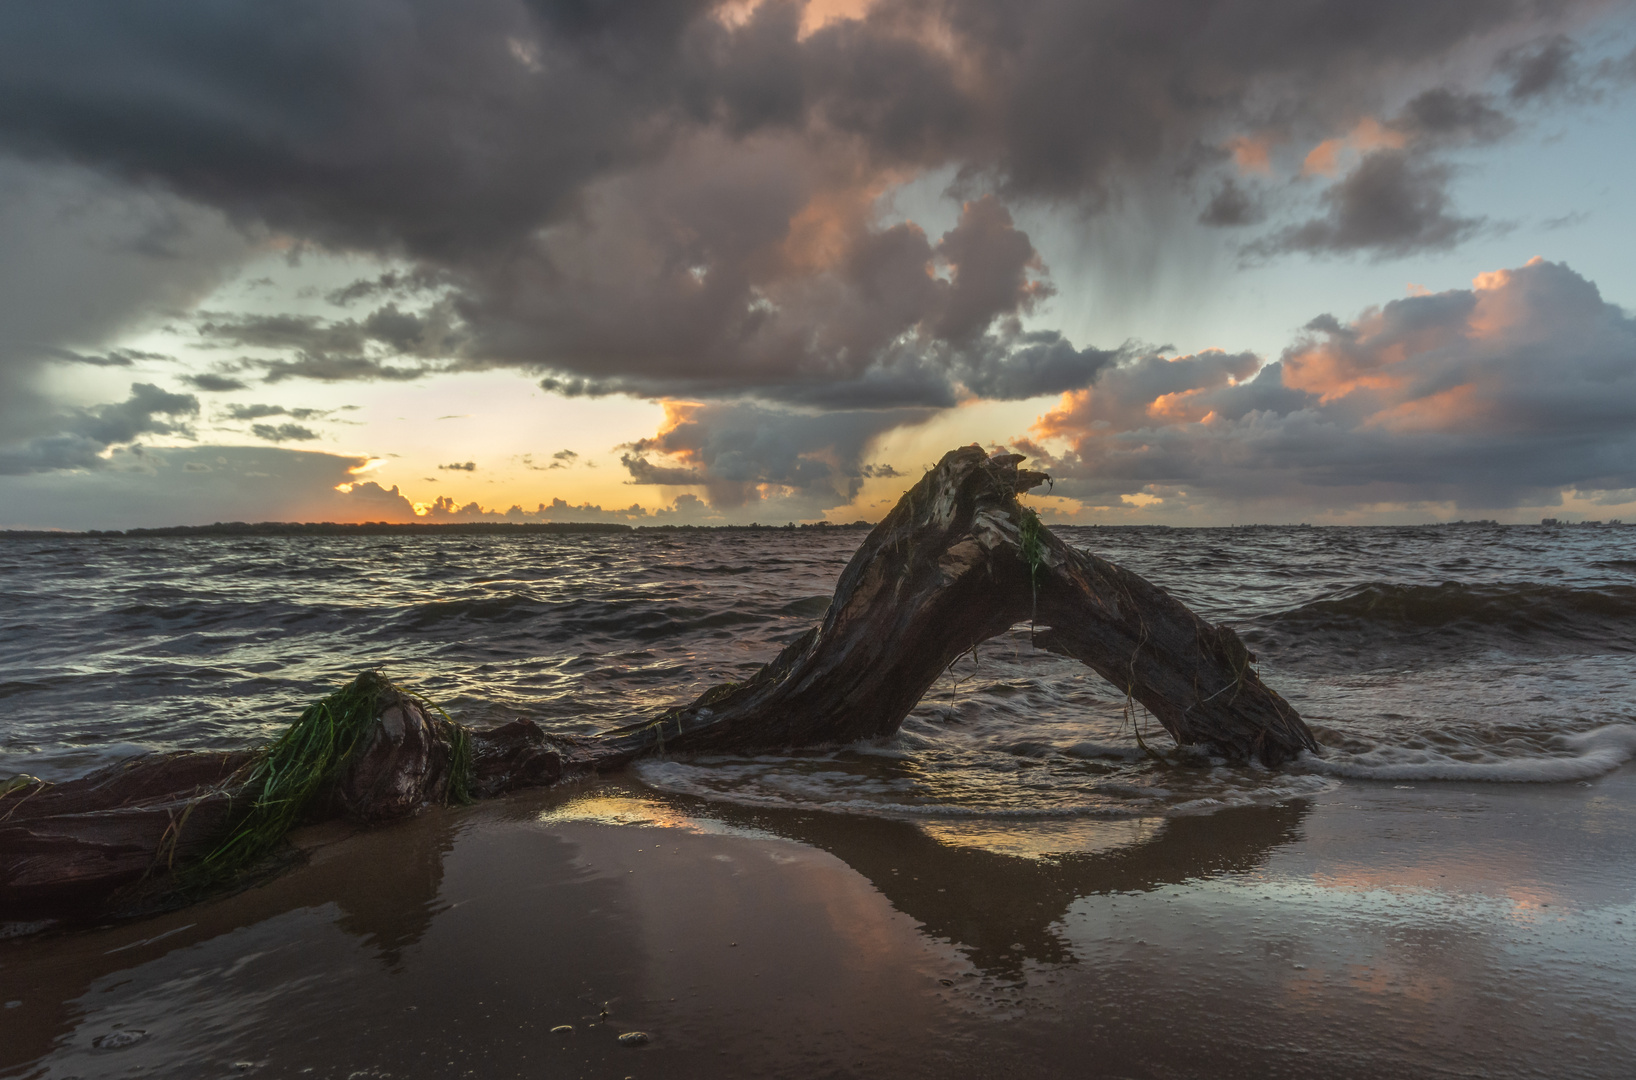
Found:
<box><xmin>1</xmin><ymin>0</ymin><xmax>1625</xmax><ymax>407</ymax></box>
<box><xmin>1023</xmin><ymin>258</ymin><xmax>1636</xmax><ymax>517</ymax></box>
<box><xmin>0</xmin><ymin>3</ymin><xmax>1633</xmax><ymax>525</ymax></box>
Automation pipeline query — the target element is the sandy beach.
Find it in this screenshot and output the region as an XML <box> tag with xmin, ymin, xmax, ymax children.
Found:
<box><xmin>5</xmin><ymin>763</ymin><xmax>1633</xmax><ymax>1080</ymax></box>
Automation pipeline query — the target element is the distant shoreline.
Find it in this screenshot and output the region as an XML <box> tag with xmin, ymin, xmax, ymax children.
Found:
<box><xmin>0</xmin><ymin>518</ymin><xmax>1625</xmax><ymax>539</ymax></box>
<box><xmin>0</xmin><ymin>520</ymin><xmax>877</xmax><ymax>539</ymax></box>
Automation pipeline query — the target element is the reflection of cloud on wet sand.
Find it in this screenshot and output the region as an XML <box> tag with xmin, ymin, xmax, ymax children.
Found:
<box><xmin>565</xmin><ymin>787</ymin><xmax>1308</xmax><ymax>976</ymax></box>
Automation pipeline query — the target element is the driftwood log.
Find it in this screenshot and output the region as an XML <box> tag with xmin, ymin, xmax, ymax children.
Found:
<box><xmin>0</xmin><ymin>446</ymin><xmax>1315</xmax><ymax>917</ymax></box>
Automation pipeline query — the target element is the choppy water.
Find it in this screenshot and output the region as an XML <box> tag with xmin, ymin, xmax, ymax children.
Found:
<box><xmin>3</xmin><ymin>524</ymin><xmax>1634</xmax><ymax>839</ymax></box>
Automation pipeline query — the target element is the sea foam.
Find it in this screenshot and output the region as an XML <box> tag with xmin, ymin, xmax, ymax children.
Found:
<box><xmin>1298</xmin><ymin>723</ymin><xmax>1636</xmax><ymax>782</ymax></box>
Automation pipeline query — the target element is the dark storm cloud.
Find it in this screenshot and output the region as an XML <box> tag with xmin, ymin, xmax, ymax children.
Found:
<box><xmin>0</xmin><ymin>0</ymin><xmax>1612</xmax><ymax>407</ymax></box>
<box><xmin>1502</xmin><ymin>34</ymin><xmax>1580</xmax><ymax>100</ymax></box>
<box><xmin>195</xmin><ymin>304</ymin><xmax>462</xmax><ymax>383</ymax></box>
<box><xmin>620</xmin><ymin>399</ymin><xmax>931</xmax><ymax>510</ymax></box>
<box><xmin>956</xmin><ymin>331</ymin><xmax>1128</xmax><ymax>400</ymax></box>
<box><xmin>0</xmin><ymin>383</ymin><xmax>198</xmax><ymax>474</ymax></box>
<box><xmin>0</xmin><ymin>1</ymin><xmax>677</xmax><ymax>259</ymax></box>
<box><xmin>491</xmin><ymin>187</ymin><xmax>1053</xmax><ymax>407</ymax></box>
<box><xmin>0</xmin><ymin>0</ymin><xmax>1573</xmax><ymax>250</ymax></box>
<box><xmin>620</xmin><ymin>454</ymin><xmax>707</xmax><ymax>486</ymax></box>
<box><xmin>1231</xmin><ymin>85</ymin><xmax>1514</xmax><ymax>257</ymax></box>
<box><xmin>1251</xmin><ymin>151</ymin><xmax>1484</xmax><ymax>258</ymax></box>
<box><xmin>0</xmin><ymin>154</ymin><xmax>249</xmax><ymax>454</ymax></box>
<box><xmin>259</xmin><ymin>354</ymin><xmax>431</xmax><ymax>384</ymax></box>
<box><xmin>1391</xmin><ymin>88</ymin><xmax>1514</xmax><ymax>145</ymax></box>
<box><xmin>250</xmin><ymin>422</ymin><xmax>320</xmax><ymax>442</ymax></box>
<box><xmin>42</xmin><ymin>346</ymin><xmax>174</xmax><ymax>368</ymax></box>
<box><xmin>1198</xmin><ymin>179</ymin><xmax>1265</xmax><ymax>228</ymax></box>
<box><xmin>222</xmin><ymin>403</ymin><xmax>326</xmax><ymax>421</ymax></box>
<box><xmin>182</xmin><ymin>372</ymin><xmax>250</xmax><ymax>392</ymax></box>
<box><xmin>325</xmin><ymin>268</ymin><xmax>450</xmax><ymax>307</ymax></box>
<box><xmin>1494</xmin><ymin>31</ymin><xmax>1636</xmax><ymax>102</ymax></box>
<box><xmin>1029</xmin><ymin>260</ymin><xmax>1636</xmax><ymax>513</ymax></box>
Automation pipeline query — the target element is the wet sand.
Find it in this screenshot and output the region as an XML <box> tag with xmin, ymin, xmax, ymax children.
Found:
<box><xmin>4</xmin><ymin>767</ymin><xmax>1634</xmax><ymax>1080</ymax></box>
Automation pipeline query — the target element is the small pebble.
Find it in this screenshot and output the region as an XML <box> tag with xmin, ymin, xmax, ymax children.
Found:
<box><xmin>234</xmin><ymin>1063</ymin><xmax>255</xmax><ymax>1072</ymax></box>
<box><xmin>617</xmin><ymin>1031</ymin><xmax>650</xmax><ymax>1047</ymax></box>
<box><xmin>1292</xmin><ymin>963</ymin><xmax>1306</xmax><ymax>970</ymax></box>
<box><xmin>551</xmin><ymin>1024</ymin><xmax>573</xmax><ymax>1035</ymax></box>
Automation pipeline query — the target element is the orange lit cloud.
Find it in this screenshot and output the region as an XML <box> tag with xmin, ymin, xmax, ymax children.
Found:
<box><xmin>800</xmin><ymin>0</ymin><xmax>876</xmax><ymax>37</ymax></box>
<box><xmin>1032</xmin><ymin>350</ymin><xmax>1260</xmax><ymax>440</ymax></box>
<box><xmin>1365</xmin><ymin>382</ymin><xmax>1486</xmax><ymax>432</ymax></box>
<box><xmin>1014</xmin><ymin>259</ymin><xmax>1636</xmax><ymax>519</ymax></box>
<box><xmin>1301</xmin><ymin>117</ymin><xmax>1407</xmax><ymax>177</ymax></box>
<box><xmin>1467</xmin><ymin>256</ymin><xmax>1558</xmax><ymax>342</ymax></box>
<box><xmin>714</xmin><ymin>0</ymin><xmax>875</xmax><ymax>38</ymax></box>
<box><xmin>1226</xmin><ymin>133</ymin><xmax>1279</xmax><ymax>175</ymax></box>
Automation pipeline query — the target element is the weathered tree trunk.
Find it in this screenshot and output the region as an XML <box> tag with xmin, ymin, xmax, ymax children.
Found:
<box><xmin>0</xmin><ymin>445</ymin><xmax>1315</xmax><ymax>917</ymax></box>
<box><xmin>0</xmin><ymin>751</ymin><xmax>255</xmax><ymax>914</ymax></box>
<box><xmin>591</xmin><ymin>445</ymin><xmax>1314</xmax><ymax>765</ymax></box>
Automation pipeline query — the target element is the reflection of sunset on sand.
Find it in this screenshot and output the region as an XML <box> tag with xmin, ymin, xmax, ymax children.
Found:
<box><xmin>916</xmin><ymin>815</ymin><xmax>1165</xmax><ymax>860</ymax></box>
<box><xmin>6</xmin><ymin>770</ymin><xmax>1633</xmax><ymax>1078</ymax></box>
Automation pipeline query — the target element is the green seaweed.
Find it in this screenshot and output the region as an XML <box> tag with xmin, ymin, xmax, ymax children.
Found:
<box><xmin>1018</xmin><ymin>507</ymin><xmax>1046</xmax><ymax>591</ymax></box>
<box><xmin>443</xmin><ymin>720</ymin><xmax>476</xmax><ymax>805</ymax></box>
<box><xmin>188</xmin><ymin>671</ymin><xmax>473</xmax><ymax>884</ymax></box>
<box><xmin>194</xmin><ymin>671</ymin><xmax>393</xmax><ymax>878</ymax></box>
<box><xmin>0</xmin><ymin>773</ymin><xmax>44</xmax><ymax>798</ymax></box>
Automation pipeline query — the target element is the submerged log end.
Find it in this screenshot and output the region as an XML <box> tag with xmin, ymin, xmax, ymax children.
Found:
<box><xmin>1037</xmin><ymin>549</ymin><xmax>1318</xmax><ymax>768</ymax></box>
<box><xmin>1185</xmin><ymin>621</ymin><xmax>1317</xmax><ymax>766</ymax></box>
<box><xmin>332</xmin><ymin>696</ymin><xmax>454</xmax><ymax>821</ymax></box>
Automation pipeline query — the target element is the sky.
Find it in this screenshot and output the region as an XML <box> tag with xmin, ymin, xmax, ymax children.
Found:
<box><xmin>3</xmin><ymin>0</ymin><xmax>1636</xmax><ymax>528</ymax></box>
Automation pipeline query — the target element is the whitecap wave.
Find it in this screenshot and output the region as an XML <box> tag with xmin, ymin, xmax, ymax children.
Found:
<box><xmin>633</xmin><ymin>756</ymin><xmax>1340</xmax><ymax>821</ymax></box>
<box><xmin>1298</xmin><ymin>723</ymin><xmax>1636</xmax><ymax>782</ymax></box>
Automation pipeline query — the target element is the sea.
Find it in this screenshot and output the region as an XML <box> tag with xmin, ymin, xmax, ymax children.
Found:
<box><xmin>4</xmin><ymin>522</ymin><xmax>1634</xmax><ymax>847</ymax></box>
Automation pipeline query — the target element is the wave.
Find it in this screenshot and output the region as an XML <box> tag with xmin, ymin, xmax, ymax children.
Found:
<box><xmin>1241</xmin><ymin>581</ymin><xmax>1636</xmax><ymax>661</ymax></box>
<box><xmin>1301</xmin><ymin>723</ymin><xmax>1636</xmax><ymax>783</ymax></box>
<box><xmin>397</xmin><ymin>594</ymin><xmax>776</xmax><ymax>641</ymax></box>
<box><xmin>633</xmin><ymin>757</ymin><xmax>1339</xmax><ymax>822</ymax></box>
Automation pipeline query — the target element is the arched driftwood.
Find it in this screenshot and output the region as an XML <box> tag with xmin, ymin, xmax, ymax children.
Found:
<box><xmin>0</xmin><ymin>446</ymin><xmax>1315</xmax><ymax>916</ymax></box>
<box><xmin>590</xmin><ymin>444</ymin><xmax>1313</xmax><ymax>764</ymax></box>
